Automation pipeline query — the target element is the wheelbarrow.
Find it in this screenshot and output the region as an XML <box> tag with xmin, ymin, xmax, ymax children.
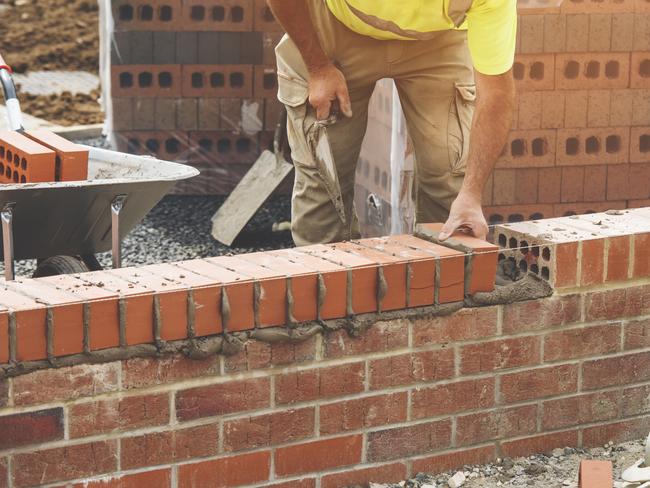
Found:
<box><xmin>0</xmin><ymin>55</ymin><xmax>199</xmax><ymax>281</ymax></box>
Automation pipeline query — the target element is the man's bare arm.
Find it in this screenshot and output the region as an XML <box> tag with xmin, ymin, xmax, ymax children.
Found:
<box><xmin>266</xmin><ymin>0</ymin><xmax>352</xmax><ymax>119</ymax></box>
<box><xmin>439</xmin><ymin>69</ymin><xmax>516</xmax><ymax>240</ymax></box>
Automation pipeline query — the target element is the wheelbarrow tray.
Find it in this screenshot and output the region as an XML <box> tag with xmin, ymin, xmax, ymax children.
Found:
<box><xmin>0</xmin><ymin>145</ymin><xmax>198</xmax><ymax>260</ymax></box>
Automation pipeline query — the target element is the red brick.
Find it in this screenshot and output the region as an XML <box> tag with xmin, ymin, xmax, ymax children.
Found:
<box><xmin>0</xmin><ymin>309</ymin><xmax>7</xmax><ymax>364</ymax></box>
<box><xmin>24</xmin><ymin>130</ymin><xmax>88</xmax><ymax>181</ymax></box>
<box><xmin>69</xmin><ymin>392</ymin><xmax>170</xmax><ymax>438</ymax></box>
<box><xmin>544</xmin><ymin>323</ymin><xmax>621</xmax><ymax>361</ymax></box>
<box><xmin>275</xmin><ymin>362</ymin><xmax>365</xmax><ymax>405</ymax></box>
<box><xmin>13</xmin><ymin>440</ymin><xmax>117</xmax><ymax>488</ymax></box>
<box><xmin>143</xmin><ymin>263</ymin><xmax>223</xmax><ymax>337</ymax></box>
<box><xmin>460</xmin><ymin>336</ymin><xmax>541</xmax><ymax>374</ymax></box>
<box><xmin>79</xmin><ymin>271</ymin><xmax>155</xmax><ymax>346</ymax></box>
<box><xmin>500</xmin><ymin>364</ymin><xmax>578</xmax><ymax>403</ymax></box>
<box><xmin>176</xmin><ymin>377</ymin><xmax>270</xmax><ymax>421</ymax></box>
<box><xmin>121</xmin><ymin>424</ymin><xmax>219</xmax><ymax>470</ymax></box>
<box><xmin>321</xmin><ymin>463</ymin><xmax>407</xmax><ymax>488</ymax></box>
<box><xmin>542</xmin><ymin>391</ymin><xmax>619</xmax><ymax>431</ymax></box>
<box><xmin>208</xmin><ymin>255</ymin><xmax>286</xmax><ymax>327</ymax></box>
<box><xmin>223</xmin><ymin>408</ymin><xmax>314</xmax><ymax>451</ymax></box>
<box><xmin>555</xmin><ymin>242</ymin><xmax>580</xmax><ymax>287</ymax></box>
<box><xmin>38</xmin><ymin>275</ymin><xmax>120</xmax><ymax>351</ymax></box>
<box><xmin>320</xmin><ymin>392</ymin><xmax>407</xmax><ymax>435</ymax></box>
<box><xmin>579</xmin><ymin>460</ymin><xmax>613</xmax><ymax>488</ymax></box>
<box><xmin>583</xmin><ymin>417</ymin><xmax>650</xmax><ymax>447</ymax></box>
<box><xmin>324</xmin><ymin>319</ymin><xmax>408</xmax><ymax>358</ymax></box>
<box><xmin>585</xmin><ymin>285</ymin><xmax>650</xmax><ymax>321</ymax></box>
<box><xmin>69</xmin><ymin>469</ymin><xmax>172</xmax><ymax>488</ymax></box>
<box><xmin>456</xmin><ymin>405</ymin><xmax>538</xmax><ymax>447</ymax></box>
<box><xmin>0</xmin><ymin>407</ymin><xmax>63</xmax><ymax>450</ymax></box>
<box><xmin>621</xmin><ymin>384</ymin><xmax>650</xmax><ymax>416</ymax></box>
<box><xmin>411</xmin><ymin>378</ymin><xmax>495</xmax><ymax>419</ymax></box>
<box><xmin>583</xmin><ymin>351</ymin><xmax>650</xmax><ymax>389</ymax></box>
<box><xmin>12</xmin><ymin>362</ymin><xmax>119</xmax><ymax>406</ymax></box>
<box><xmin>605</xmin><ymin>236</ymin><xmax>630</xmax><ymax>282</ymax></box>
<box><xmin>0</xmin><ymin>130</ymin><xmax>56</xmax><ymax>183</ymax></box>
<box><xmin>501</xmin><ymin>430</ymin><xmax>579</xmax><ymax>458</ymax></box>
<box><xmin>333</xmin><ymin>241</ymin><xmax>408</xmax><ymax>312</ymax></box>
<box><xmin>367</xmin><ymin>420</ymin><xmax>452</xmax><ymax>461</ymax></box>
<box><xmin>633</xmin><ymin>233</ymin><xmax>650</xmax><ymax>278</ymax></box>
<box><xmin>177</xmin><ymin>451</ymin><xmax>271</xmax><ymax>488</ymax></box>
<box><xmin>176</xmin><ymin>258</ymin><xmax>255</xmax><ymax>332</ymax></box>
<box><xmin>416</xmin><ymin>223</ymin><xmax>499</xmax><ymax>294</ymax></box>
<box><xmin>112</xmin><ymin>65</ymin><xmax>182</xmax><ymax>98</ymax></box>
<box><xmin>561</xmin><ymin>167</ymin><xmax>584</xmax><ymax>202</ymax></box>
<box><xmin>413</xmin><ymin>306</ymin><xmax>498</xmax><ymax>346</ymax></box>
<box><xmin>182</xmin><ymin>0</ymin><xmax>253</xmax><ymax>31</ymax></box>
<box><xmin>269</xmin><ymin>248</ymin><xmax>348</xmax><ymax>320</ymax></box>
<box><xmin>4</xmin><ymin>279</ymin><xmax>84</xmax><ymax>357</ymax></box>
<box><xmin>264</xmin><ymin>481</ymin><xmax>316</xmax><ymax>488</ymax></box>
<box><xmin>109</xmin><ymin>267</ymin><xmax>189</xmax><ymax>341</ymax></box>
<box><xmin>583</xmin><ymin>165</ymin><xmax>608</xmax><ymax>202</ymax></box>
<box><xmin>358</xmin><ymin>236</ymin><xmax>438</xmax><ymax>307</ymax></box>
<box><xmin>122</xmin><ymin>354</ymin><xmax>220</xmax><ymax>389</ymax></box>
<box><xmin>412</xmin><ymin>446</ymin><xmax>497</xmax><ymax>475</ymax></box>
<box><xmin>581</xmin><ymin>239</ymin><xmax>606</xmax><ymax>285</ymax></box>
<box><xmin>502</xmin><ymin>295</ymin><xmax>580</xmax><ymax>334</ymax></box>
<box><xmin>624</xmin><ymin>318</ymin><xmax>650</xmax><ymax>350</ymax></box>
<box><xmin>275</xmin><ymin>435</ymin><xmax>362</xmax><ymax>476</ymax></box>
<box><xmin>225</xmin><ymin>335</ymin><xmax>318</xmax><ymax>372</ymax></box>
<box><xmin>369</xmin><ymin>348</ymin><xmax>455</xmax><ymax>390</ymax></box>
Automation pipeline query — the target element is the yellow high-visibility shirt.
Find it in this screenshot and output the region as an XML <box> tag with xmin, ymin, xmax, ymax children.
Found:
<box><xmin>325</xmin><ymin>0</ymin><xmax>517</xmax><ymax>75</ymax></box>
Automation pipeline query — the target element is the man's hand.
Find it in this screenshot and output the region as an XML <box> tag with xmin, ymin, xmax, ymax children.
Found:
<box><xmin>308</xmin><ymin>63</ymin><xmax>353</xmax><ymax>120</ymax></box>
<box><xmin>439</xmin><ymin>190</ymin><xmax>489</xmax><ymax>241</ymax></box>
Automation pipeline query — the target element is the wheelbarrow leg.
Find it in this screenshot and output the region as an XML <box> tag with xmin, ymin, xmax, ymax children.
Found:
<box><xmin>2</xmin><ymin>203</ymin><xmax>16</xmax><ymax>281</ymax></box>
<box><xmin>111</xmin><ymin>195</ymin><xmax>127</xmax><ymax>269</ymax></box>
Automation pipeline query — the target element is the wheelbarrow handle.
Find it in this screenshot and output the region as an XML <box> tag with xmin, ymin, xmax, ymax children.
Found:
<box><xmin>0</xmin><ymin>52</ymin><xmax>24</xmax><ymax>131</ymax></box>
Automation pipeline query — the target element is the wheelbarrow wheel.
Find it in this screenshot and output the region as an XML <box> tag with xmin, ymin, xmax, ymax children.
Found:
<box><xmin>33</xmin><ymin>256</ymin><xmax>90</xmax><ymax>278</ymax></box>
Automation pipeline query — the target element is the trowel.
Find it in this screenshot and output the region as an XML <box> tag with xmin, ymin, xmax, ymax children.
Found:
<box><xmin>211</xmin><ymin>109</ymin><xmax>293</xmax><ymax>246</ymax></box>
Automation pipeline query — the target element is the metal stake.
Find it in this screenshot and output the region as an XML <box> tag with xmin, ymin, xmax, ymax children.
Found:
<box><xmin>2</xmin><ymin>203</ymin><xmax>16</xmax><ymax>281</ymax></box>
<box><xmin>111</xmin><ymin>195</ymin><xmax>127</xmax><ymax>269</ymax></box>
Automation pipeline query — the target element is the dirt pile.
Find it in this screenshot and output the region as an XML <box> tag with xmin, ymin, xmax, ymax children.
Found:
<box><xmin>0</xmin><ymin>0</ymin><xmax>103</xmax><ymax>126</ymax></box>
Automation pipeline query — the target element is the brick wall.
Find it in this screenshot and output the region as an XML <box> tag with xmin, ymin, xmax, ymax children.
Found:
<box><xmin>0</xmin><ymin>207</ymin><xmax>649</xmax><ymax>487</ymax></box>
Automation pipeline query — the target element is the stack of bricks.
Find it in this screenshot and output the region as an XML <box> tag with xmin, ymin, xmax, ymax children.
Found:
<box><xmin>0</xmin><ymin>130</ymin><xmax>89</xmax><ymax>184</ymax></box>
<box><xmin>110</xmin><ymin>0</ymin><xmax>284</xmax><ymax>194</ymax></box>
<box><xmin>485</xmin><ymin>0</ymin><xmax>650</xmax><ymax>223</ymax></box>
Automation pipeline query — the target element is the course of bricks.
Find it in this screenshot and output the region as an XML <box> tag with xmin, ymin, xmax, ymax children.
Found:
<box><xmin>109</xmin><ymin>0</ymin><xmax>283</xmax><ymax>194</ymax></box>
<box><xmin>0</xmin><ymin>207</ymin><xmax>649</xmax><ymax>487</ymax></box>
<box><xmin>0</xmin><ymin>130</ymin><xmax>88</xmax><ymax>184</ymax></box>
<box><xmin>485</xmin><ymin>0</ymin><xmax>650</xmax><ymax>222</ymax></box>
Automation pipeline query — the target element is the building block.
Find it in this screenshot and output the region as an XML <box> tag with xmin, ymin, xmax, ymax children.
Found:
<box><xmin>24</xmin><ymin>130</ymin><xmax>89</xmax><ymax>182</ymax></box>
<box><xmin>0</xmin><ymin>130</ymin><xmax>56</xmax><ymax>184</ymax></box>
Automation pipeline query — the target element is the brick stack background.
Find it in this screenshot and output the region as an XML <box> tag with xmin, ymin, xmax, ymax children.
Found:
<box><xmin>108</xmin><ymin>0</ymin><xmax>650</xmax><ymax>211</ymax></box>
<box><xmin>109</xmin><ymin>0</ymin><xmax>283</xmax><ymax>194</ymax></box>
<box><xmin>484</xmin><ymin>0</ymin><xmax>650</xmax><ymax>223</ymax></box>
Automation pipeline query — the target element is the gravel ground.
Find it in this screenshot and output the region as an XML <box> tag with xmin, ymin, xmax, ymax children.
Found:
<box><xmin>1</xmin><ymin>195</ymin><xmax>294</xmax><ymax>278</ymax></box>
<box><xmin>372</xmin><ymin>439</ymin><xmax>646</xmax><ymax>488</ymax></box>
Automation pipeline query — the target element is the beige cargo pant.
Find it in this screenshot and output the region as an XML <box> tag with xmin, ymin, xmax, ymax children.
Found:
<box><xmin>276</xmin><ymin>0</ymin><xmax>475</xmax><ymax>246</ymax></box>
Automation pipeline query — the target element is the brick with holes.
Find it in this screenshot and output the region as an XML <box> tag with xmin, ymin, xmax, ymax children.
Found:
<box><xmin>556</xmin><ymin>127</ymin><xmax>630</xmax><ymax>166</ymax></box>
<box><xmin>555</xmin><ymin>53</ymin><xmax>630</xmax><ymax>90</ymax></box>
<box><xmin>111</xmin><ymin>65</ymin><xmax>181</xmax><ymax>98</ymax></box>
<box><xmin>0</xmin><ymin>130</ymin><xmax>55</xmax><ymax>184</ymax></box>
<box><xmin>182</xmin><ymin>0</ymin><xmax>253</xmax><ymax>31</ymax></box>
<box><xmin>112</xmin><ymin>0</ymin><xmax>182</xmax><ymax>31</ymax></box>
<box><xmin>181</xmin><ymin>65</ymin><xmax>253</xmax><ymax>98</ymax></box>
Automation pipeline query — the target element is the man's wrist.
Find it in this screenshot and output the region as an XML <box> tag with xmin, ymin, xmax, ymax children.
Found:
<box><xmin>458</xmin><ymin>184</ymin><xmax>482</xmax><ymax>204</ymax></box>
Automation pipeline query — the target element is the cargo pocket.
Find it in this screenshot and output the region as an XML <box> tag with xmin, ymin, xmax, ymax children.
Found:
<box><xmin>448</xmin><ymin>82</ymin><xmax>476</xmax><ymax>175</ymax></box>
<box><xmin>277</xmin><ymin>72</ymin><xmax>311</xmax><ymax>164</ymax></box>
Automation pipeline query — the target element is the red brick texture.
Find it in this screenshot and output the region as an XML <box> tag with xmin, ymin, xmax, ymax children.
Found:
<box><xmin>0</xmin><ymin>210</ymin><xmax>649</xmax><ymax>486</ymax></box>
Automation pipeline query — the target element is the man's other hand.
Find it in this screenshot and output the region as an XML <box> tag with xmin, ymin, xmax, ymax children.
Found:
<box><xmin>439</xmin><ymin>190</ymin><xmax>489</xmax><ymax>241</ymax></box>
<box><xmin>308</xmin><ymin>63</ymin><xmax>353</xmax><ymax>120</ymax></box>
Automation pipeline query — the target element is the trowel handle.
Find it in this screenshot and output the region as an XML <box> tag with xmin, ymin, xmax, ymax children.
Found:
<box><xmin>0</xmin><ymin>52</ymin><xmax>24</xmax><ymax>131</ymax></box>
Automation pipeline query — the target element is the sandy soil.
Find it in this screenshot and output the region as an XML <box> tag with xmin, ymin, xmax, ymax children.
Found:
<box><xmin>0</xmin><ymin>0</ymin><xmax>103</xmax><ymax>125</ymax></box>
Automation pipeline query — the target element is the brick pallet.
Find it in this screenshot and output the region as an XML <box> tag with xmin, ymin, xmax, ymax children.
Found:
<box><xmin>109</xmin><ymin>0</ymin><xmax>283</xmax><ymax>194</ymax></box>
<box><xmin>485</xmin><ymin>0</ymin><xmax>650</xmax><ymax>222</ymax></box>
